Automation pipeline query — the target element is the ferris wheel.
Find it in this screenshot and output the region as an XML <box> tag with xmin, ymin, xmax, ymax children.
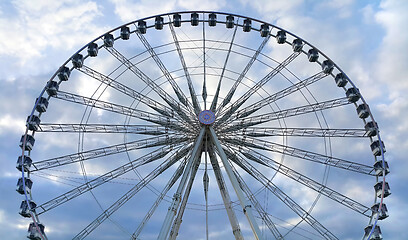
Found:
<box><xmin>18</xmin><ymin>11</ymin><xmax>390</xmax><ymax>240</ymax></box>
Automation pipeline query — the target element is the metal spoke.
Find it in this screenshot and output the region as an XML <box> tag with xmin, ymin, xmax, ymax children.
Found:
<box><xmin>202</xmin><ymin>18</ymin><xmax>208</xmax><ymax>109</ymax></box>
<box><xmin>209</xmin><ymin>127</ymin><xmax>263</xmax><ymax>240</ymax></box>
<box><xmin>210</xmin><ymin>18</ymin><xmax>239</xmax><ymax>112</ymax></box>
<box><xmin>220</xmin><ymin>97</ymin><xmax>352</xmax><ymax>133</ymax></box>
<box><xmin>32</xmin><ymin>135</ymin><xmax>189</xmax><ymax>171</ymax></box>
<box><xmin>227</xmin><ymin>126</ymin><xmax>369</xmax><ymax>138</ymax></box>
<box><xmin>224</xmin><ymin>146</ymin><xmax>339</xmax><ymax>240</ymax></box>
<box><xmin>208</xmin><ymin>144</ymin><xmax>243</xmax><ymax>240</ymax></box>
<box><xmin>37</xmin><ymin>123</ymin><xmax>174</xmax><ymax>135</ymax></box>
<box><xmin>134</xmin><ymin>30</ymin><xmax>195</xmax><ymax>114</ymax></box>
<box><xmin>35</xmin><ymin>145</ymin><xmax>189</xmax><ymax>215</ymax></box>
<box><xmin>53</xmin><ymin>91</ymin><xmax>188</xmax><ymax>132</ymax></box>
<box><xmin>230</xmin><ymin>160</ymin><xmax>283</xmax><ymax>239</ymax></box>
<box><xmin>168</xmin><ymin>145</ymin><xmax>202</xmax><ymax>240</ymax></box>
<box><xmin>105</xmin><ymin>47</ymin><xmax>195</xmax><ymax>125</ymax></box>
<box><xmin>216</xmin><ymin>30</ymin><xmax>271</xmax><ymax>116</ymax></box>
<box><xmin>232</xmin><ymin>146</ymin><xmax>371</xmax><ymax>216</ymax></box>
<box><xmin>131</xmin><ymin>157</ymin><xmax>188</xmax><ymax>239</ymax></box>
<box><xmin>216</xmin><ymin>51</ymin><xmax>301</xmax><ymax>125</ymax></box>
<box><xmin>168</xmin><ymin>18</ymin><xmax>201</xmax><ymax>115</ymax></box>
<box><xmin>158</xmin><ymin>127</ymin><xmax>206</xmax><ymax>240</ymax></box>
<box><xmin>72</xmin><ymin>146</ymin><xmax>184</xmax><ymax>240</ymax></box>
<box><xmin>229</xmin><ymin>71</ymin><xmax>328</xmax><ymax>121</ymax></box>
<box><xmin>78</xmin><ymin>65</ymin><xmax>180</xmax><ymax>120</ymax></box>
<box><xmin>222</xmin><ymin>135</ymin><xmax>375</xmax><ymax>175</ymax></box>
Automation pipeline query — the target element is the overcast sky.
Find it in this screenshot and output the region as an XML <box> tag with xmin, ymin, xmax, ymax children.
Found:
<box><xmin>1</xmin><ymin>0</ymin><xmax>407</xmax><ymax>239</ymax></box>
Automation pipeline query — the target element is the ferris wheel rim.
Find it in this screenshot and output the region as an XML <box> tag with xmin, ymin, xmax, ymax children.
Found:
<box><xmin>19</xmin><ymin>11</ymin><xmax>388</xmax><ymax>240</ymax></box>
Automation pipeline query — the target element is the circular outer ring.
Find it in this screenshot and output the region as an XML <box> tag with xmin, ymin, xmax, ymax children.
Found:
<box><xmin>19</xmin><ymin>11</ymin><xmax>388</xmax><ymax>240</ymax></box>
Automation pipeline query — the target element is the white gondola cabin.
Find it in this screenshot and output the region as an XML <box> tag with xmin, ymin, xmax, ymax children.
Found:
<box><xmin>87</xmin><ymin>42</ymin><xmax>98</xmax><ymax>57</ymax></box>
<box><xmin>374</xmin><ymin>160</ymin><xmax>390</xmax><ymax>176</ymax></box>
<box><xmin>35</xmin><ymin>97</ymin><xmax>48</xmax><ymax>113</ymax></box>
<box><xmin>321</xmin><ymin>60</ymin><xmax>334</xmax><ymax>74</ymax></box>
<box><xmin>57</xmin><ymin>66</ymin><xmax>70</xmax><ymax>81</ymax></box>
<box><xmin>46</xmin><ymin>81</ymin><xmax>59</xmax><ymax>96</ymax></box>
<box><xmin>243</xmin><ymin>18</ymin><xmax>251</xmax><ymax>32</ymax></box>
<box><xmin>104</xmin><ymin>33</ymin><xmax>114</xmax><ymax>47</ymax></box>
<box><xmin>19</xmin><ymin>200</ymin><xmax>37</xmax><ymax>218</ymax></box>
<box><xmin>27</xmin><ymin>222</ymin><xmax>45</xmax><ymax>240</ymax></box>
<box><xmin>260</xmin><ymin>24</ymin><xmax>269</xmax><ymax>37</ymax></box>
<box><xmin>371</xmin><ymin>203</ymin><xmax>389</xmax><ymax>220</ymax></box>
<box><xmin>335</xmin><ymin>72</ymin><xmax>348</xmax><ymax>87</ymax></box>
<box><xmin>357</xmin><ymin>104</ymin><xmax>370</xmax><ymax>118</ymax></box>
<box><xmin>20</xmin><ymin>134</ymin><xmax>35</xmax><ymax>151</ymax></box>
<box><xmin>173</xmin><ymin>13</ymin><xmax>181</xmax><ymax>27</ymax></box>
<box><xmin>365</xmin><ymin>121</ymin><xmax>377</xmax><ymax>137</ymax></box>
<box><xmin>374</xmin><ymin>181</ymin><xmax>391</xmax><ymax>198</ymax></box>
<box><xmin>26</xmin><ymin>115</ymin><xmax>40</xmax><ymax>131</ymax></box>
<box><xmin>16</xmin><ymin>177</ymin><xmax>33</xmax><ymax>195</ymax></box>
<box><xmin>72</xmin><ymin>54</ymin><xmax>83</xmax><ymax>68</ymax></box>
<box><xmin>155</xmin><ymin>16</ymin><xmax>164</xmax><ymax>30</ymax></box>
<box><xmin>346</xmin><ymin>87</ymin><xmax>360</xmax><ymax>103</ymax></box>
<box><xmin>209</xmin><ymin>13</ymin><xmax>216</xmax><ymax>26</ymax></box>
<box><xmin>308</xmin><ymin>48</ymin><xmax>319</xmax><ymax>62</ymax></box>
<box><xmin>120</xmin><ymin>26</ymin><xmax>130</xmax><ymax>40</ymax></box>
<box><xmin>371</xmin><ymin>140</ymin><xmax>385</xmax><ymax>156</ymax></box>
<box><xmin>276</xmin><ymin>30</ymin><xmax>286</xmax><ymax>44</ymax></box>
<box><xmin>16</xmin><ymin>155</ymin><xmax>32</xmax><ymax>172</ymax></box>
<box><xmin>364</xmin><ymin>225</ymin><xmax>382</xmax><ymax>240</ymax></box>
<box><xmin>292</xmin><ymin>39</ymin><xmax>303</xmax><ymax>52</ymax></box>
<box><xmin>191</xmin><ymin>12</ymin><xmax>199</xmax><ymax>26</ymax></box>
<box><xmin>226</xmin><ymin>15</ymin><xmax>234</xmax><ymax>28</ymax></box>
<box><xmin>137</xmin><ymin>20</ymin><xmax>147</xmax><ymax>34</ymax></box>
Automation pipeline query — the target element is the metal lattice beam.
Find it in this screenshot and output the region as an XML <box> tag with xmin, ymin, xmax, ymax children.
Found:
<box><xmin>208</xmin><ymin>144</ymin><xmax>243</xmax><ymax>240</ymax></box>
<box><xmin>216</xmin><ymin>51</ymin><xmax>301</xmax><ymax>125</ymax></box>
<box><xmin>220</xmin><ymin>97</ymin><xmax>352</xmax><ymax>133</ymax></box>
<box><xmin>230</xmin><ymin>161</ymin><xmax>283</xmax><ymax>239</ymax></box>
<box><xmin>227</xmin><ymin>126</ymin><xmax>369</xmax><ymax>138</ymax></box>
<box><xmin>209</xmin><ymin>127</ymin><xmax>263</xmax><ymax>240</ymax></box>
<box><xmin>225</xmin><ymin>146</ymin><xmax>339</xmax><ymax>240</ymax></box>
<box><xmin>32</xmin><ymin>135</ymin><xmax>189</xmax><ymax>171</ymax></box>
<box><xmin>158</xmin><ymin>127</ymin><xmax>206</xmax><ymax>240</ymax></box>
<box><xmin>78</xmin><ymin>65</ymin><xmax>180</xmax><ymax>120</ymax></box>
<box><xmin>105</xmin><ymin>47</ymin><xmax>195</xmax><ymax>125</ymax></box>
<box><xmin>210</xmin><ymin>19</ymin><xmax>239</xmax><ymax>112</ymax></box>
<box><xmin>131</xmin><ymin>157</ymin><xmax>188</xmax><ymax>239</ymax></box>
<box><xmin>232</xmin><ymin>146</ymin><xmax>371</xmax><ymax>216</ymax></box>
<box><xmin>52</xmin><ymin>91</ymin><xmax>188</xmax><ymax>132</ymax></box>
<box><xmin>168</xmin><ymin>19</ymin><xmax>201</xmax><ymax>115</ymax></box>
<box><xmin>228</xmin><ymin>71</ymin><xmax>328</xmax><ymax>122</ymax></box>
<box><xmin>222</xmin><ymin>136</ymin><xmax>375</xmax><ymax>175</ymax></box>
<box><xmin>35</xmin><ymin>145</ymin><xmax>189</xmax><ymax>215</ymax></box>
<box><xmin>72</xmin><ymin>147</ymin><xmax>185</xmax><ymax>239</ymax></box>
<box><xmin>134</xmin><ymin>31</ymin><xmax>195</xmax><ymax>114</ymax></box>
<box><xmin>216</xmin><ymin>31</ymin><xmax>272</xmax><ymax>115</ymax></box>
<box><xmin>37</xmin><ymin>123</ymin><xmax>174</xmax><ymax>135</ymax></box>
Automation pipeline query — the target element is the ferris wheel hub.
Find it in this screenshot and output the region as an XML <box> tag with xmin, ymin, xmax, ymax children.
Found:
<box><xmin>198</xmin><ymin>110</ymin><xmax>216</xmax><ymax>125</ymax></box>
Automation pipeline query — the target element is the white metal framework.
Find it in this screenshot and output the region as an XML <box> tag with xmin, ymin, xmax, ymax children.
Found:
<box><xmin>19</xmin><ymin>11</ymin><xmax>389</xmax><ymax>240</ymax></box>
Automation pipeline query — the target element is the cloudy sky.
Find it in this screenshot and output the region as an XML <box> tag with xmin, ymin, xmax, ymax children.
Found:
<box><xmin>1</xmin><ymin>0</ymin><xmax>407</xmax><ymax>239</ymax></box>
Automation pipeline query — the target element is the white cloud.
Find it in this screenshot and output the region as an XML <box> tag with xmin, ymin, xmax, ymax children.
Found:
<box><xmin>361</xmin><ymin>4</ymin><xmax>376</xmax><ymax>24</ymax></box>
<box><xmin>318</xmin><ymin>0</ymin><xmax>355</xmax><ymax>19</ymax></box>
<box><xmin>109</xmin><ymin>0</ymin><xmax>177</xmax><ymax>22</ymax></box>
<box><xmin>0</xmin><ymin>114</ymin><xmax>25</xmax><ymax>135</ymax></box>
<box><xmin>0</xmin><ymin>0</ymin><xmax>105</xmax><ymax>79</ymax></box>
<box><xmin>238</xmin><ymin>0</ymin><xmax>303</xmax><ymax>19</ymax></box>
<box><xmin>177</xmin><ymin>0</ymin><xmax>227</xmax><ymax>10</ymax></box>
<box><xmin>374</xmin><ymin>0</ymin><xmax>408</xmax><ymax>92</ymax></box>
